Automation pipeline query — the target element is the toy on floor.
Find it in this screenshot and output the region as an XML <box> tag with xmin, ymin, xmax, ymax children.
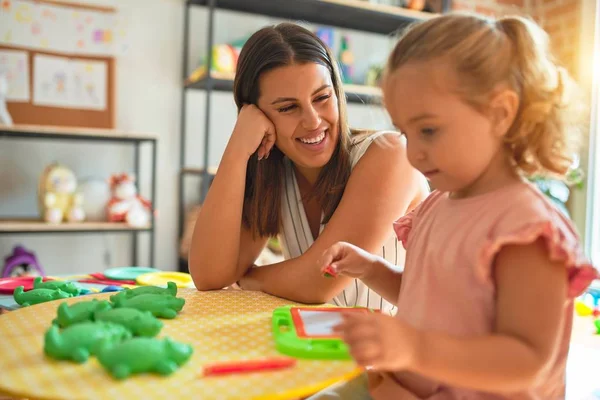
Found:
<box><xmin>2</xmin><ymin>245</ymin><xmax>45</xmax><ymax>278</ymax></box>
<box><xmin>44</xmin><ymin>321</ymin><xmax>132</xmax><ymax>363</ymax></box>
<box><xmin>13</xmin><ymin>286</ymin><xmax>72</xmax><ymax>306</ymax></box>
<box><xmin>96</xmin><ymin>337</ymin><xmax>194</xmax><ymax>380</ymax></box>
<box><xmin>34</xmin><ymin>276</ymin><xmax>81</xmax><ymax>296</ymax></box>
<box><xmin>106</xmin><ymin>173</ymin><xmax>153</xmax><ymax>228</ymax></box>
<box><xmin>110</xmin><ymin>280</ymin><xmax>177</xmax><ymax>302</ymax></box>
<box><xmin>111</xmin><ymin>293</ymin><xmax>185</xmax><ymax>319</ymax></box>
<box><xmin>53</xmin><ymin>299</ymin><xmax>113</xmax><ymax>328</ymax></box>
<box><xmin>39</xmin><ymin>162</ymin><xmax>85</xmax><ymax>224</ymax></box>
<box><xmin>94</xmin><ymin>308</ymin><xmax>164</xmax><ymax>337</ymax></box>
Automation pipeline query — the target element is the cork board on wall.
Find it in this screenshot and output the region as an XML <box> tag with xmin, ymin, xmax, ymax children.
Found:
<box><xmin>0</xmin><ymin>0</ymin><xmax>118</xmax><ymax>129</ymax></box>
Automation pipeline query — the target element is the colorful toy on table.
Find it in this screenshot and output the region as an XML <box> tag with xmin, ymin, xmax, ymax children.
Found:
<box><xmin>202</xmin><ymin>357</ymin><xmax>297</xmax><ymax>377</ymax></box>
<box><xmin>96</xmin><ymin>336</ymin><xmax>194</xmax><ymax>380</ymax></box>
<box><xmin>103</xmin><ymin>266</ymin><xmax>161</xmax><ymax>281</ymax></box>
<box><xmin>44</xmin><ymin>321</ymin><xmax>132</xmax><ymax>363</ymax></box>
<box><xmin>33</xmin><ymin>276</ymin><xmax>81</xmax><ymax>296</ymax></box>
<box><xmin>53</xmin><ymin>299</ymin><xmax>113</xmax><ymax>328</ymax></box>
<box><xmin>110</xmin><ymin>280</ymin><xmax>177</xmax><ymax>302</ymax></box>
<box><xmin>101</xmin><ymin>285</ymin><xmax>124</xmax><ymax>293</ymax></box>
<box><xmin>94</xmin><ymin>308</ymin><xmax>163</xmax><ymax>337</ymax></box>
<box><xmin>272</xmin><ymin>305</ymin><xmax>374</xmax><ymax>360</ymax></box>
<box><xmin>322</xmin><ymin>265</ymin><xmax>337</xmax><ymax>278</ymax></box>
<box><xmin>136</xmin><ymin>271</ymin><xmax>193</xmax><ymax>288</ymax></box>
<box><xmin>2</xmin><ymin>245</ymin><xmax>45</xmax><ymax>278</ymax></box>
<box><xmin>111</xmin><ymin>293</ymin><xmax>185</xmax><ymax>319</ymax></box>
<box><xmin>78</xmin><ymin>275</ymin><xmax>136</xmax><ymax>286</ymax></box>
<box><xmin>13</xmin><ymin>286</ymin><xmax>72</xmax><ymax>307</ymax></box>
<box><xmin>0</xmin><ymin>275</ymin><xmax>53</xmax><ymax>294</ymax></box>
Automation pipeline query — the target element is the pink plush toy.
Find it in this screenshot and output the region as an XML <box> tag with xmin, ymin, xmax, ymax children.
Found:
<box><xmin>106</xmin><ymin>173</ymin><xmax>153</xmax><ymax>227</ymax></box>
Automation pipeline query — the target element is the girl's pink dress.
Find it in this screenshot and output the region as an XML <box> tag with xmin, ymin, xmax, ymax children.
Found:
<box><xmin>372</xmin><ymin>181</ymin><xmax>598</xmax><ymax>400</ymax></box>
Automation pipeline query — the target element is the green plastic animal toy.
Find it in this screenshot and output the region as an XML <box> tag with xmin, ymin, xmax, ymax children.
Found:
<box><xmin>111</xmin><ymin>294</ymin><xmax>185</xmax><ymax>319</ymax></box>
<box><xmin>13</xmin><ymin>286</ymin><xmax>72</xmax><ymax>307</ymax></box>
<box><xmin>94</xmin><ymin>307</ymin><xmax>163</xmax><ymax>337</ymax></box>
<box><xmin>33</xmin><ymin>276</ymin><xmax>81</xmax><ymax>296</ymax></box>
<box><xmin>96</xmin><ymin>337</ymin><xmax>193</xmax><ymax>379</ymax></box>
<box><xmin>53</xmin><ymin>299</ymin><xmax>113</xmax><ymax>328</ymax></box>
<box><xmin>44</xmin><ymin>321</ymin><xmax>132</xmax><ymax>363</ymax></box>
<box><xmin>110</xmin><ymin>281</ymin><xmax>178</xmax><ymax>303</ymax></box>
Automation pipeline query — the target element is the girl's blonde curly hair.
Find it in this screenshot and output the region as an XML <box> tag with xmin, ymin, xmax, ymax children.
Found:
<box><xmin>385</xmin><ymin>13</ymin><xmax>587</xmax><ymax>179</ymax></box>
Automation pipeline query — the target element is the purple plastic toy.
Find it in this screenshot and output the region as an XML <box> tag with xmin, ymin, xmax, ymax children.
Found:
<box><xmin>2</xmin><ymin>246</ymin><xmax>45</xmax><ymax>278</ymax></box>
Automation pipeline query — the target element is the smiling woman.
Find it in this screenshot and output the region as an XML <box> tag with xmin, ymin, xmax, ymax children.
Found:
<box><xmin>188</xmin><ymin>22</ymin><xmax>428</xmax><ymax>311</ymax></box>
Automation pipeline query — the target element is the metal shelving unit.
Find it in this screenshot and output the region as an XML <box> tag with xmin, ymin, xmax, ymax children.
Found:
<box><xmin>178</xmin><ymin>0</ymin><xmax>451</xmax><ymax>271</ymax></box>
<box><xmin>0</xmin><ymin>124</ymin><xmax>158</xmax><ymax>267</ymax></box>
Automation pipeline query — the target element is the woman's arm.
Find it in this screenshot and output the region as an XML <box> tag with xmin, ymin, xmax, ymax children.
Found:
<box><xmin>240</xmin><ymin>134</ymin><xmax>425</xmax><ymax>303</ymax></box>
<box><xmin>188</xmin><ymin>106</ymin><xmax>275</xmax><ymax>290</ymax></box>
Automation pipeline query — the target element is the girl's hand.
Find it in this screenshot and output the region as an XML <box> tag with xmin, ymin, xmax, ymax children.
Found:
<box><xmin>334</xmin><ymin>311</ymin><xmax>418</xmax><ymax>371</ymax></box>
<box><xmin>229</xmin><ymin>104</ymin><xmax>276</xmax><ymax>161</ymax></box>
<box><xmin>318</xmin><ymin>241</ymin><xmax>378</xmax><ymax>279</ymax></box>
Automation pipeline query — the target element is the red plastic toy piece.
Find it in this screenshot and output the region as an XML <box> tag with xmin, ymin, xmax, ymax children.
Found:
<box><xmin>202</xmin><ymin>357</ymin><xmax>297</xmax><ymax>377</ymax></box>
<box><xmin>323</xmin><ymin>265</ymin><xmax>337</xmax><ymax>278</ymax></box>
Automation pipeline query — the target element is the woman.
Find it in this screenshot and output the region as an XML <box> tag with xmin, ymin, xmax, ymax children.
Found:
<box><xmin>188</xmin><ymin>22</ymin><xmax>427</xmax><ymax>313</ymax></box>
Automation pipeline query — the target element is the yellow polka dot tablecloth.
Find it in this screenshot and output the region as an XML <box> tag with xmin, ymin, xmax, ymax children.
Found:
<box><xmin>0</xmin><ymin>289</ymin><xmax>362</xmax><ymax>400</ymax></box>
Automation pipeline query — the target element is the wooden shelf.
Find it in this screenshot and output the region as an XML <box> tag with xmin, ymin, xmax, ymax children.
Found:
<box><xmin>0</xmin><ymin>220</ymin><xmax>152</xmax><ymax>234</ymax></box>
<box><xmin>181</xmin><ymin>167</ymin><xmax>218</xmax><ymax>176</ymax></box>
<box><xmin>186</xmin><ymin>76</ymin><xmax>383</xmax><ymax>105</ymax></box>
<box><xmin>188</xmin><ymin>0</ymin><xmax>436</xmax><ymax>35</ymax></box>
<box><xmin>0</xmin><ymin>124</ymin><xmax>157</xmax><ymax>143</ymax></box>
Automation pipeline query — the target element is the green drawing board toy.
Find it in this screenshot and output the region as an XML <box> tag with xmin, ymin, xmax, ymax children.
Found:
<box><xmin>271</xmin><ymin>305</ymin><xmax>374</xmax><ymax>360</ymax></box>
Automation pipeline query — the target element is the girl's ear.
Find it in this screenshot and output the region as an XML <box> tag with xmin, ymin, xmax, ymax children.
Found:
<box><xmin>490</xmin><ymin>89</ymin><xmax>519</xmax><ymax>138</ymax></box>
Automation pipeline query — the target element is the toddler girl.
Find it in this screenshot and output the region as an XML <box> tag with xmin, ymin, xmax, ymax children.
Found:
<box><xmin>314</xmin><ymin>12</ymin><xmax>599</xmax><ymax>399</ymax></box>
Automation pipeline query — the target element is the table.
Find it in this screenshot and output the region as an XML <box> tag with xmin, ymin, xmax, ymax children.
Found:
<box><xmin>0</xmin><ymin>289</ymin><xmax>361</xmax><ymax>400</ymax></box>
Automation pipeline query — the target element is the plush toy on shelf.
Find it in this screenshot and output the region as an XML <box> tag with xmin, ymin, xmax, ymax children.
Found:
<box><xmin>38</xmin><ymin>163</ymin><xmax>85</xmax><ymax>224</ymax></box>
<box><xmin>106</xmin><ymin>173</ymin><xmax>153</xmax><ymax>228</ymax></box>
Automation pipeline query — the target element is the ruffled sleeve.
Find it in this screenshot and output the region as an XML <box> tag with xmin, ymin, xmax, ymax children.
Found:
<box><xmin>393</xmin><ymin>190</ymin><xmax>444</xmax><ymax>250</ymax></box>
<box><xmin>479</xmin><ymin>198</ymin><xmax>598</xmax><ymax>298</ymax></box>
<box><xmin>393</xmin><ymin>213</ymin><xmax>414</xmax><ymax>249</ymax></box>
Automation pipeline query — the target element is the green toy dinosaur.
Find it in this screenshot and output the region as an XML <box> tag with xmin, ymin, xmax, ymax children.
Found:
<box><xmin>13</xmin><ymin>286</ymin><xmax>72</xmax><ymax>307</ymax></box>
<box><xmin>33</xmin><ymin>276</ymin><xmax>81</xmax><ymax>296</ymax></box>
<box><xmin>96</xmin><ymin>337</ymin><xmax>193</xmax><ymax>379</ymax></box>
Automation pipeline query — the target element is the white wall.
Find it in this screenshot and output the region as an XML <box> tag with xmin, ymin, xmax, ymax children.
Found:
<box><xmin>0</xmin><ymin>0</ymin><xmax>396</xmax><ymax>275</ymax></box>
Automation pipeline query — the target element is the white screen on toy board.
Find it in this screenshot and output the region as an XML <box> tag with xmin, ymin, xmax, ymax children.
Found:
<box><xmin>291</xmin><ymin>307</ymin><xmax>373</xmax><ymax>338</ymax></box>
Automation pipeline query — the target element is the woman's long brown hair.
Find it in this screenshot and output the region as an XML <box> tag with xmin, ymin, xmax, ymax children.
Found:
<box><xmin>234</xmin><ymin>22</ymin><xmax>364</xmax><ymax>238</ymax></box>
